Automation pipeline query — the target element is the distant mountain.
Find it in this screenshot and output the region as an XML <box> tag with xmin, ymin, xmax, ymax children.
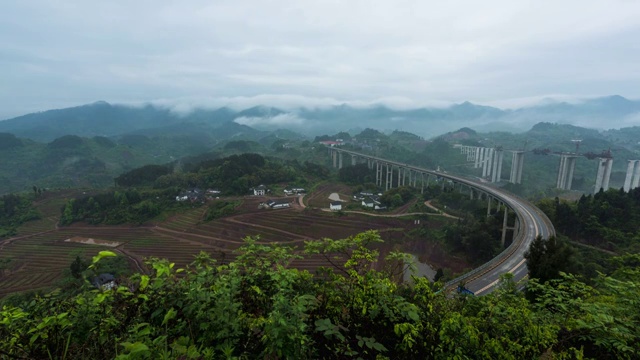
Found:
<box><xmin>0</xmin><ymin>102</ymin><xmax>238</xmax><ymax>142</ymax></box>
<box><xmin>1</xmin><ymin>95</ymin><xmax>639</xmax><ymax>141</ymax></box>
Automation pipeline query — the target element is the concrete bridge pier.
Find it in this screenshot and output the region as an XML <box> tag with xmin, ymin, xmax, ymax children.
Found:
<box><xmin>351</xmin><ymin>155</ymin><xmax>357</xmax><ymax>166</ymax></box>
<box><xmin>332</xmin><ymin>150</ymin><xmax>337</xmax><ymax>168</ymax></box>
<box><xmin>474</xmin><ymin>147</ymin><xmax>482</xmax><ymax>168</ymax></box>
<box><xmin>501</xmin><ymin>207</ymin><xmax>509</xmax><ymax>246</ymax></box>
<box><xmin>501</xmin><ymin>206</ymin><xmax>517</xmax><ymax>247</ymax></box>
<box><xmin>594</xmin><ymin>158</ymin><xmax>613</xmax><ymax>193</ymax></box>
<box><xmin>633</xmin><ymin>161</ymin><xmax>640</xmax><ymax>190</ymax></box>
<box><xmin>338</xmin><ymin>153</ymin><xmax>343</xmax><ymax>169</ymax></box>
<box><xmin>482</xmin><ymin>148</ymin><xmax>493</xmax><ymax>178</ymax></box>
<box><xmin>491</xmin><ymin>149</ymin><xmax>504</xmax><ymax>183</ymax></box>
<box><xmin>623</xmin><ymin>160</ymin><xmax>640</xmax><ymax>192</ymax></box>
<box><xmin>556</xmin><ymin>155</ymin><xmax>577</xmax><ymax>190</ymax></box>
<box><xmin>509</xmin><ymin>151</ymin><xmax>524</xmax><ymax>184</ymax></box>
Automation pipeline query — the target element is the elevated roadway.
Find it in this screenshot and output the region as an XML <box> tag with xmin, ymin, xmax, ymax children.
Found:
<box><xmin>328</xmin><ymin>147</ymin><xmax>555</xmax><ymax>295</ymax></box>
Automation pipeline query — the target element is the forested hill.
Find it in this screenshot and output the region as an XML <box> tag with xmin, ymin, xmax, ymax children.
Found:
<box><xmin>0</xmin><ymin>129</ymin><xmax>308</xmax><ymax>195</ymax></box>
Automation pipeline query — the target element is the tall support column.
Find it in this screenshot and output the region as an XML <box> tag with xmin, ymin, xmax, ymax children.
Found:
<box><xmin>421</xmin><ymin>173</ymin><xmax>424</xmax><ymax>193</ymax></box>
<box><xmin>602</xmin><ymin>158</ymin><xmax>613</xmax><ymax>191</ymax></box>
<box><xmin>469</xmin><ymin>187</ymin><xmax>474</xmax><ymax>200</ymax></box>
<box><xmin>351</xmin><ymin>155</ymin><xmax>356</xmax><ymax>166</ymax></box>
<box><xmin>565</xmin><ymin>157</ymin><xmax>576</xmax><ymax>190</ymax></box>
<box><xmin>556</xmin><ymin>155</ymin><xmax>567</xmax><ymax>189</ymax></box>
<box><xmin>624</xmin><ymin>160</ymin><xmax>635</xmax><ymax>192</ymax></box>
<box><xmin>487</xmin><ymin>196</ymin><xmax>492</xmax><ymax>217</ymax></box>
<box><xmin>501</xmin><ymin>207</ymin><xmax>509</xmax><ymax>247</ymax></box>
<box><xmin>397</xmin><ymin>167</ymin><xmax>401</xmax><ymax>188</ymax></box>
<box><xmin>492</xmin><ymin>150</ymin><xmax>503</xmax><ymax>183</ymax></box>
<box><xmin>517</xmin><ymin>153</ymin><xmax>524</xmax><ymax>184</ymax></box>
<box><xmin>338</xmin><ymin>152</ymin><xmax>343</xmax><ymax>169</ymax></box>
<box><xmin>332</xmin><ymin>151</ymin><xmax>337</xmax><ymax>168</ymax></box>
<box><xmin>633</xmin><ymin>161</ymin><xmax>640</xmax><ymax>189</ymax></box>
<box><xmin>376</xmin><ymin>162</ymin><xmax>381</xmax><ymax>186</ymax></box>
<box><xmin>509</xmin><ymin>151</ymin><xmax>525</xmax><ymax>184</ymax></box>
<box><xmin>594</xmin><ymin>158</ymin><xmax>613</xmax><ymax>193</ymax></box>
<box><xmin>386</xmin><ymin>164</ymin><xmax>392</xmax><ymax>191</ymax></box>
<box><xmin>594</xmin><ymin>158</ymin><xmax>606</xmax><ymax>193</ymax></box>
<box><xmin>623</xmin><ymin>160</ymin><xmax>640</xmax><ymax>192</ymax></box>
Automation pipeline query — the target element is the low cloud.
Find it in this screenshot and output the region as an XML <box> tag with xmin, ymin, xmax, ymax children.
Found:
<box><xmin>234</xmin><ymin>113</ymin><xmax>306</xmax><ymax>127</ymax></box>
<box><xmin>117</xmin><ymin>94</ymin><xmax>454</xmax><ymax>116</ymax></box>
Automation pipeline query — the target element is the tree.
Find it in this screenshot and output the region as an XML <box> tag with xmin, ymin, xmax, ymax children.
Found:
<box><xmin>69</xmin><ymin>256</ymin><xmax>88</xmax><ymax>279</ymax></box>
<box><xmin>524</xmin><ymin>235</ymin><xmax>576</xmax><ymax>283</ymax></box>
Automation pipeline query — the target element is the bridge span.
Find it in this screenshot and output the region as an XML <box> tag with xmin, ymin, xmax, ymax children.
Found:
<box><xmin>327</xmin><ymin>147</ymin><xmax>555</xmax><ymax>295</ymax></box>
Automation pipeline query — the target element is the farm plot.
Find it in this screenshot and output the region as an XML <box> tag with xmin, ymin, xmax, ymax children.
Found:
<box><xmin>0</xmin><ymin>231</ymin><xmax>110</xmax><ymax>296</ymax></box>
<box><xmin>161</xmin><ymin>207</ymin><xmax>207</xmax><ymax>231</ymax></box>
<box><xmin>305</xmin><ymin>183</ymin><xmax>354</xmax><ymax>208</ymax></box>
<box><xmin>233</xmin><ymin>209</ymin><xmax>409</xmax><ymax>240</ymax></box>
<box><xmin>1</xmin><ymin>189</ymin><xmax>469</xmax><ymax>298</ymax></box>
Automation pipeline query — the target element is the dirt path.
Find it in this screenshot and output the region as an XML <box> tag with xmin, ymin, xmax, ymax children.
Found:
<box><xmin>223</xmin><ymin>216</ymin><xmax>313</xmax><ymax>241</ymax></box>
<box><xmin>320</xmin><ymin>204</ymin><xmax>460</xmax><ymax>219</ymax></box>
<box><xmin>424</xmin><ymin>200</ymin><xmax>460</xmax><ymax>219</ymax></box>
<box><xmin>152</xmin><ymin>226</ymin><xmax>246</xmax><ymax>245</ymax></box>
<box><xmin>297</xmin><ymin>194</ymin><xmax>306</xmax><ymax>208</ymax></box>
<box><xmin>567</xmin><ymin>240</ymin><xmax>618</xmax><ymax>255</ymax></box>
<box><xmin>113</xmin><ymin>248</ymin><xmax>147</xmax><ymax>274</ymax></box>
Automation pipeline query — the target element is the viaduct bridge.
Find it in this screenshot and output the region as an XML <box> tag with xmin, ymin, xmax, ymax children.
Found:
<box><xmin>456</xmin><ymin>145</ymin><xmax>640</xmax><ymax>194</ymax></box>
<box><xmin>327</xmin><ymin>146</ymin><xmax>555</xmax><ymax>295</ymax></box>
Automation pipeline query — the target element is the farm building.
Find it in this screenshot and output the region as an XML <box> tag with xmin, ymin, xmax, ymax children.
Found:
<box><xmin>252</xmin><ymin>185</ymin><xmax>267</xmax><ymax>196</ymax></box>
<box><xmin>92</xmin><ymin>273</ymin><xmax>117</xmax><ymax>290</ymax></box>
<box><xmin>284</xmin><ymin>187</ymin><xmax>306</xmax><ymax>196</ymax></box>
<box><xmin>362</xmin><ymin>199</ymin><xmax>374</xmax><ymax>208</ymax></box>
<box><xmin>329</xmin><ymin>201</ymin><xmax>342</xmax><ymax>211</ymax></box>
<box><xmin>265</xmin><ymin>198</ymin><xmax>292</xmax><ymax>209</ymax></box>
<box><xmin>176</xmin><ymin>188</ymin><xmax>205</xmax><ymax>203</ymax></box>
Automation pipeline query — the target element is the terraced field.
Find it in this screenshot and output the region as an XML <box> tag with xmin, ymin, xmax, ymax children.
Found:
<box><xmin>1</xmin><ymin>191</ymin><xmax>464</xmax><ymax>297</ymax></box>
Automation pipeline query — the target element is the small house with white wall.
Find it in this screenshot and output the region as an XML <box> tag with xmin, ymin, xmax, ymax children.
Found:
<box><xmin>253</xmin><ymin>185</ymin><xmax>267</xmax><ymax>196</ymax></box>
<box><xmin>266</xmin><ymin>198</ymin><xmax>292</xmax><ymax>209</ymax></box>
<box><xmin>330</xmin><ymin>201</ymin><xmax>342</xmax><ymax>211</ymax></box>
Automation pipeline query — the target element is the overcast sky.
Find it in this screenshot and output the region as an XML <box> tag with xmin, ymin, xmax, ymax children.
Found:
<box><xmin>1</xmin><ymin>0</ymin><xmax>640</xmax><ymax>119</ymax></box>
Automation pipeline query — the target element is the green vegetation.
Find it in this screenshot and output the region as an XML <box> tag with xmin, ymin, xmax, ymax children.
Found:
<box><xmin>58</xmin><ymin>153</ymin><xmax>331</xmax><ymax>226</ymax></box>
<box><xmin>0</xmin><ymin>193</ymin><xmax>40</xmax><ymax>238</ymax></box>
<box><xmin>115</xmin><ymin>165</ymin><xmax>172</xmax><ymax>187</ymax></box>
<box><xmin>537</xmin><ymin>188</ymin><xmax>640</xmax><ymax>279</ymax></box>
<box><xmin>1</xmin><ymin>232</ymin><xmax>638</xmax><ymax>359</ymax></box>
<box><xmin>59</xmin><ymin>188</ymin><xmax>184</xmax><ymax>226</ymax></box>
<box><xmin>204</xmin><ymin>200</ymin><xmax>239</xmax><ymax>221</ymax></box>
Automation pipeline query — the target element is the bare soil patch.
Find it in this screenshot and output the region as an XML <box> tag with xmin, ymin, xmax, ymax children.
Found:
<box><xmin>64</xmin><ymin>236</ymin><xmax>121</xmax><ymax>247</ymax></box>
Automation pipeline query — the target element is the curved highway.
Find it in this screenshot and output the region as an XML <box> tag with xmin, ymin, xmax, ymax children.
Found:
<box><xmin>330</xmin><ymin>148</ymin><xmax>555</xmax><ymax>294</ymax></box>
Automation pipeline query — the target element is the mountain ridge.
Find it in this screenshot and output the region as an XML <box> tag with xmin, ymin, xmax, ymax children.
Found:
<box><xmin>1</xmin><ymin>95</ymin><xmax>639</xmax><ymax>141</ymax></box>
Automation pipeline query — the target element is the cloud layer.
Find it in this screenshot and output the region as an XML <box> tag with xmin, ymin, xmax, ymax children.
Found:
<box><xmin>1</xmin><ymin>1</ymin><xmax>640</xmax><ymax>119</ymax></box>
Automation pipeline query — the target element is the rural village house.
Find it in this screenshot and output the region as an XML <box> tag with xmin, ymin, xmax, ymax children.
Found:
<box><xmin>252</xmin><ymin>185</ymin><xmax>268</xmax><ymax>196</ymax></box>
<box><xmin>176</xmin><ymin>188</ymin><xmax>206</xmax><ymax>203</ymax></box>
<box><xmin>284</xmin><ymin>187</ymin><xmax>306</xmax><ymax>196</ymax></box>
<box><xmin>261</xmin><ymin>198</ymin><xmax>293</xmax><ymax>209</ymax></box>
<box><xmin>329</xmin><ymin>201</ymin><xmax>342</xmax><ymax>211</ymax></box>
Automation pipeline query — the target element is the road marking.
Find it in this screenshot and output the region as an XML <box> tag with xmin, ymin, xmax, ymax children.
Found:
<box><xmin>475</xmin><ymin>279</ymin><xmax>500</xmax><ymax>295</ymax></box>
<box><xmin>509</xmin><ymin>258</ymin><xmax>527</xmax><ymax>273</ymax></box>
